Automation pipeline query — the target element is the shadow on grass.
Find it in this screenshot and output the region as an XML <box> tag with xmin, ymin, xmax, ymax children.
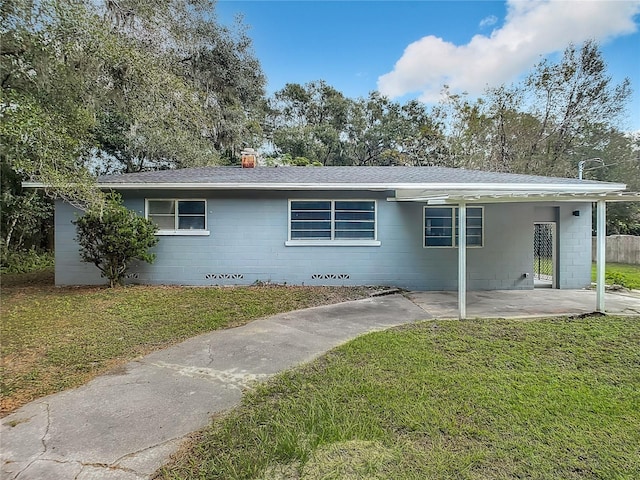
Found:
<box><xmin>1</xmin><ymin>267</ymin><xmax>55</xmax><ymax>288</ymax></box>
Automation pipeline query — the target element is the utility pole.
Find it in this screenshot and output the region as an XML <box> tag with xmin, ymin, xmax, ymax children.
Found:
<box><xmin>578</xmin><ymin>157</ymin><xmax>603</xmax><ymax>180</ymax></box>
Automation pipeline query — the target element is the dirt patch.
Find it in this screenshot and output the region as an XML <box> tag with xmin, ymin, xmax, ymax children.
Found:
<box><xmin>301</xmin><ymin>440</ymin><xmax>399</xmax><ymax>479</ymax></box>
<box><xmin>1</xmin><ymin>268</ymin><xmax>55</xmax><ymax>288</ymax></box>
<box><xmin>568</xmin><ymin>311</ymin><xmax>607</xmax><ymax>319</ymax></box>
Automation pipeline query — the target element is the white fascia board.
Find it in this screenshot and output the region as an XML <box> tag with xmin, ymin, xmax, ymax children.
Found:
<box><xmin>26</xmin><ymin>180</ymin><xmax>628</xmax><ymax>195</ymax></box>
<box><xmin>388</xmin><ymin>191</ymin><xmax>640</xmax><ymax>204</ymax></box>
<box><xmin>393</xmin><ymin>183</ymin><xmax>626</xmax><ymax>196</ymax></box>
<box><xmin>599</xmin><ymin>192</ymin><xmax>640</xmax><ymax>202</ymax></box>
<box><xmin>439</xmin><ymin>194</ymin><xmax>610</xmax><ymax>204</ymax></box>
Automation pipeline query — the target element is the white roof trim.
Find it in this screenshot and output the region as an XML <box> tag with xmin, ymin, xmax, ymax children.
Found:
<box><xmin>389</xmin><ymin>191</ymin><xmax>640</xmax><ymax>204</ymax></box>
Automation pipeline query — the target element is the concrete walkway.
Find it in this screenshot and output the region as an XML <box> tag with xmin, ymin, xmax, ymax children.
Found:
<box><xmin>2</xmin><ymin>289</ymin><xmax>639</xmax><ymax>480</ymax></box>
<box><xmin>1</xmin><ymin>294</ymin><xmax>427</xmax><ymax>480</ymax></box>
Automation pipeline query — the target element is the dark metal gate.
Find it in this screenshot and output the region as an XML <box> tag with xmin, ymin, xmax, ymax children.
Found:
<box><xmin>534</xmin><ymin>223</ymin><xmax>555</xmax><ymax>287</ymax></box>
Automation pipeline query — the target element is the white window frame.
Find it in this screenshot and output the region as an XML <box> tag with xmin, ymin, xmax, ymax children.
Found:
<box><xmin>145</xmin><ymin>199</ymin><xmax>210</xmax><ymax>236</ymax></box>
<box><xmin>423</xmin><ymin>206</ymin><xmax>484</xmax><ymax>248</ymax></box>
<box><xmin>286</xmin><ymin>199</ymin><xmax>380</xmax><ymax>246</ymax></box>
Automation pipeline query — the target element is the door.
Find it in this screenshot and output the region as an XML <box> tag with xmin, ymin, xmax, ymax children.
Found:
<box><xmin>533</xmin><ymin>222</ymin><xmax>556</xmax><ymax>288</ymax></box>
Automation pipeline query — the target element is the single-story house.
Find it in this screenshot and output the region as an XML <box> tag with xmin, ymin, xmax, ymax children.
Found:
<box><xmin>44</xmin><ymin>165</ymin><xmax>638</xmax><ymax>317</ymax></box>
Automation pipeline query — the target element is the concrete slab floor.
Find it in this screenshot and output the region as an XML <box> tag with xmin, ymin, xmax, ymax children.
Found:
<box><xmin>406</xmin><ymin>288</ymin><xmax>640</xmax><ymax>319</ymax></box>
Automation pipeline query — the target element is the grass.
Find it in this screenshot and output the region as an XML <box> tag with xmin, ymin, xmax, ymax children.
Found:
<box><xmin>591</xmin><ymin>262</ymin><xmax>640</xmax><ymax>289</ymax></box>
<box><xmin>0</xmin><ymin>273</ymin><xmax>374</xmax><ymax>416</ymax></box>
<box><xmin>158</xmin><ymin>315</ymin><xmax>640</xmax><ymax>480</ymax></box>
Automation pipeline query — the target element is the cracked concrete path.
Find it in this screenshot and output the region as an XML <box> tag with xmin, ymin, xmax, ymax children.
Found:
<box><xmin>1</xmin><ymin>294</ymin><xmax>428</xmax><ymax>480</ymax></box>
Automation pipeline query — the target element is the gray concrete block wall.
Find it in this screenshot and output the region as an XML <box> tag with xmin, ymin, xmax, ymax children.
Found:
<box><xmin>55</xmin><ymin>201</ymin><xmax>104</xmax><ymax>285</ymax></box>
<box><xmin>557</xmin><ymin>203</ymin><xmax>592</xmax><ymax>289</ymax></box>
<box><xmin>54</xmin><ymin>192</ymin><xmax>592</xmax><ymax>290</ymax></box>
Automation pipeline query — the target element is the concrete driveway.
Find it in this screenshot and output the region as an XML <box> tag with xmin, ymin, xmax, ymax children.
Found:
<box><xmin>1</xmin><ymin>289</ymin><xmax>639</xmax><ymax>480</ymax></box>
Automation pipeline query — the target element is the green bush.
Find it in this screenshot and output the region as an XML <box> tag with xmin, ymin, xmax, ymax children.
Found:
<box><xmin>0</xmin><ymin>248</ymin><xmax>54</xmax><ymax>274</ymax></box>
<box><xmin>606</xmin><ymin>271</ymin><xmax>628</xmax><ymax>287</ymax></box>
<box><xmin>73</xmin><ymin>195</ymin><xmax>158</xmax><ymax>287</ymax></box>
<box><xmin>593</xmin><ymin>263</ymin><xmax>640</xmax><ymax>289</ymax></box>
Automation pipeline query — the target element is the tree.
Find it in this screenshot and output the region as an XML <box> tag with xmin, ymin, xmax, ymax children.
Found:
<box><xmin>92</xmin><ymin>1</ymin><xmax>266</xmax><ymax>171</ymax></box>
<box><xmin>268</xmin><ymin>84</ymin><xmax>463</xmax><ymax>167</ymax></box>
<box><xmin>0</xmin><ymin>159</ymin><xmax>52</xmax><ymax>261</ymax></box>
<box><xmin>396</xmin><ymin>99</ymin><xmax>449</xmax><ymax>166</ymax></box>
<box><xmin>1</xmin><ymin>0</ymin><xmax>106</xmax><ymax>209</ymax></box>
<box><xmin>579</xmin><ymin>126</ymin><xmax>640</xmax><ymax>235</ymax></box>
<box><xmin>73</xmin><ymin>196</ymin><xmax>159</xmax><ymax>287</ymax></box>
<box><xmin>263</xmin><ymin>153</ymin><xmax>321</xmax><ymax>167</ymax></box>
<box><xmin>522</xmin><ymin>40</ymin><xmax>631</xmax><ymax>175</ymax></box>
<box><xmin>432</xmin><ymin>88</ymin><xmax>491</xmax><ymax>169</ymax></box>
<box><xmin>431</xmin><ymin>42</ymin><xmax>631</xmax><ymax>178</ymax></box>
<box><xmin>268</xmin><ymin>81</ymin><xmax>350</xmax><ymax>165</ymax></box>
<box><xmin>1</xmin><ymin>0</ymin><xmax>266</xmax><ymax>183</ymax></box>
<box><xmin>345</xmin><ymin>92</ymin><xmax>400</xmax><ymax>166</ymax></box>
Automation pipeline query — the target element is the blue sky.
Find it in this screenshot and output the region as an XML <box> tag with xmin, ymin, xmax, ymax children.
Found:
<box><xmin>217</xmin><ymin>1</ymin><xmax>640</xmax><ymax>132</ymax></box>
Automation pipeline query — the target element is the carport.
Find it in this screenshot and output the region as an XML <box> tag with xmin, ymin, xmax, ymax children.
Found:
<box><xmin>391</xmin><ymin>189</ymin><xmax>640</xmax><ymax>319</ymax></box>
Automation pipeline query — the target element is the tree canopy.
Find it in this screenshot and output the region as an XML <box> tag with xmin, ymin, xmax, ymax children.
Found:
<box><xmin>266</xmin><ymin>42</ymin><xmax>633</xmax><ymax>178</ymax></box>
<box><xmin>1</xmin><ymin>0</ymin><xmax>266</xmax><ymax>207</ymax></box>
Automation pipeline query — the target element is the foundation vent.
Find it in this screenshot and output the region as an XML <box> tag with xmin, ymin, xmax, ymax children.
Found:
<box><xmin>205</xmin><ymin>273</ymin><xmax>244</xmax><ymax>280</ymax></box>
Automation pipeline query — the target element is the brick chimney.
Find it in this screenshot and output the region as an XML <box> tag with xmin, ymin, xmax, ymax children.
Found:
<box><xmin>241</xmin><ymin>148</ymin><xmax>257</xmax><ymax>168</ymax></box>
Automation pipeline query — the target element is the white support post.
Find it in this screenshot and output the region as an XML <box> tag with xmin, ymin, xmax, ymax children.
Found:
<box><xmin>458</xmin><ymin>203</ymin><xmax>467</xmax><ymax>320</ymax></box>
<box><xmin>596</xmin><ymin>200</ymin><xmax>606</xmax><ymax>313</ymax></box>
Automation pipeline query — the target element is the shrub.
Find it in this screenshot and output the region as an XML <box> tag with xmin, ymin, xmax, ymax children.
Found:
<box><xmin>73</xmin><ymin>195</ymin><xmax>158</xmax><ymax>287</ymax></box>
<box><xmin>0</xmin><ymin>248</ymin><xmax>54</xmax><ymax>273</ymax></box>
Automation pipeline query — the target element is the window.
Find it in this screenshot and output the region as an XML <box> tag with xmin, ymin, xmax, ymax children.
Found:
<box><xmin>424</xmin><ymin>206</ymin><xmax>483</xmax><ymax>247</ymax></box>
<box><xmin>288</xmin><ymin>200</ymin><xmax>379</xmax><ymax>245</ymax></box>
<box><xmin>146</xmin><ymin>199</ymin><xmax>208</xmax><ymax>235</ymax></box>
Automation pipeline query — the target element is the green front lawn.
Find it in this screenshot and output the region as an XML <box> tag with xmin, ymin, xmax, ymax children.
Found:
<box><xmin>592</xmin><ymin>262</ymin><xmax>640</xmax><ymax>289</ymax></box>
<box><xmin>159</xmin><ymin>316</ymin><xmax>640</xmax><ymax>480</ymax></box>
<box><xmin>0</xmin><ymin>282</ymin><xmax>373</xmax><ymax>416</ymax></box>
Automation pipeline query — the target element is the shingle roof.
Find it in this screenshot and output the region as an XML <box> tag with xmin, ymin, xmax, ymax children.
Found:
<box><xmin>97</xmin><ymin>166</ymin><xmax>613</xmax><ymax>187</ymax></box>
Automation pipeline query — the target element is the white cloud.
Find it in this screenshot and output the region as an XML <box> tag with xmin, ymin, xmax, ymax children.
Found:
<box><xmin>377</xmin><ymin>0</ymin><xmax>640</xmax><ymax>102</ymax></box>
<box><xmin>479</xmin><ymin>15</ymin><xmax>498</xmax><ymax>28</ymax></box>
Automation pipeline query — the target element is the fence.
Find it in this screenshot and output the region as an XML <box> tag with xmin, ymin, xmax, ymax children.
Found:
<box><xmin>591</xmin><ymin>235</ymin><xmax>640</xmax><ymax>265</ymax></box>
